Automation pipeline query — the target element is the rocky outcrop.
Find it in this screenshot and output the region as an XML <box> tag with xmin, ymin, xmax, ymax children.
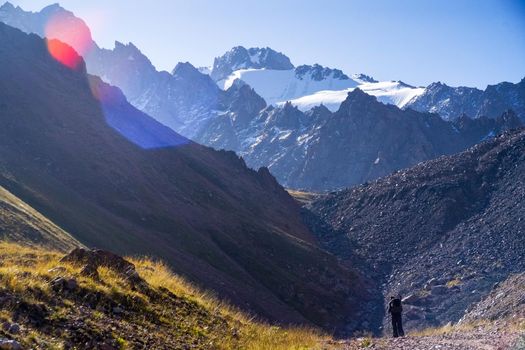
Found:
<box><xmin>0</xmin><ymin>339</ymin><xmax>22</xmax><ymax>350</ymax></box>
<box><xmin>295</xmin><ymin>64</ymin><xmax>350</xmax><ymax>81</ymax></box>
<box><xmin>61</xmin><ymin>248</ymin><xmax>146</xmax><ymax>289</ymax></box>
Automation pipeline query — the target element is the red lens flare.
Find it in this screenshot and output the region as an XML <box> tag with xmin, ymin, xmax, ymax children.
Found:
<box><xmin>46</xmin><ymin>39</ymin><xmax>83</xmax><ymax>69</ymax></box>
<box><xmin>44</xmin><ymin>12</ymin><xmax>93</xmax><ymax>69</ymax></box>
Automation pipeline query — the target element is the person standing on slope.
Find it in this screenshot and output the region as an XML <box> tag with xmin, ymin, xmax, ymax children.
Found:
<box><xmin>388</xmin><ymin>295</ymin><xmax>405</xmax><ymax>338</ymax></box>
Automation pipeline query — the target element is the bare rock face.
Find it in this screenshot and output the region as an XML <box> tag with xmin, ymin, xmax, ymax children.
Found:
<box><xmin>198</xmin><ymin>86</ymin><xmax>522</xmax><ymax>191</ymax></box>
<box><xmin>50</xmin><ymin>276</ymin><xmax>78</xmax><ymax>292</ymax></box>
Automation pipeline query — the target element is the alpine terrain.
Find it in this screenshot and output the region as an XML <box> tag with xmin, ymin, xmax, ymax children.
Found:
<box><xmin>0</xmin><ymin>1</ymin><xmax>523</xmax><ymax>349</ymax></box>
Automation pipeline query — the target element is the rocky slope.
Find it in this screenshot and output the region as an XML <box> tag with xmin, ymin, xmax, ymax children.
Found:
<box><xmin>0</xmin><ymin>22</ymin><xmax>372</xmax><ymax>334</ymax></box>
<box><xmin>196</xmin><ymin>86</ymin><xmax>522</xmax><ymax>191</ymax></box>
<box><xmin>406</xmin><ymin>78</ymin><xmax>525</xmax><ymax>122</ymax></box>
<box><xmin>461</xmin><ymin>272</ymin><xmax>525</xmax><ymax>323</ymax></box>
<box><xmin>308</xmin><ymin>129</ymin><xmax>525</xmax><ymax>331</ymax></box>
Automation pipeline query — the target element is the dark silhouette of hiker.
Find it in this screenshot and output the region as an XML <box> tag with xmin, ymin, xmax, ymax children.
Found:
<box><xmin>388</xmin><ymin>295</ymin><xmax>404</xmax><ymax>337</ymax></box>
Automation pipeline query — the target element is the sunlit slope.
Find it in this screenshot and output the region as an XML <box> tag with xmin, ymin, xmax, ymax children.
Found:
<box><xmin>0</xmin><ymin>242</ymin><xmax>330</xmax><ymax>350</ymax></box>
<box><xmin>0</xmin><ymin>184</ymin><xmax>81</xmax><ymax>251</ymax></box>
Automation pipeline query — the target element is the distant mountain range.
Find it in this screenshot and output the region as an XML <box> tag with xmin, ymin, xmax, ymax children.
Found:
<box><xmin>196</xmin><ymin>84</ymin><xmax>521</xmax><ymax>190</ymax></box>
<box><xmin>1</xmin><ymin>1</ymin><xmax>523</xmax><ymax>192</ymax></box>
<box><xmin>406</xmin><ymin>79</ymin><xmax>525</xmax><ymax>121</ymax></box>
<box><xmin>0</xmin><ymin>2</ymin><xmax>222</xmax><ymax>138</ymax></box>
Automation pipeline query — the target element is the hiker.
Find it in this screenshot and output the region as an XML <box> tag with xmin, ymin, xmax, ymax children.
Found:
<box><xmin>388</xmin><ymin>295</ymin><xmax>404</xmax><ymax>338</ymax></box>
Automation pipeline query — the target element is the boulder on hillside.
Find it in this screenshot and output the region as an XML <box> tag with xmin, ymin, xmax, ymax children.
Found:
<box><xmin>60</xmin><ymin>248</ymin><xmax>146</xmax><ymax>290</ymax></box>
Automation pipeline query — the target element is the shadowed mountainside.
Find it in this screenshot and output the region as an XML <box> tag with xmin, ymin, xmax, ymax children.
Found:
<box><xmin>0</xmin><ymin>23</ymin><xmax>371</xmax><ymax>334</ymax></box>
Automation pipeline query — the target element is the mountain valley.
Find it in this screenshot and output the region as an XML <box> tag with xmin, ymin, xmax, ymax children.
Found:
<box><xmin>0</xmin><ymin>2</ymin><xmax>523</xmax><ymax>349</ymax></box>
<box><xmin>0</xmin><ymin>22</ymin><xmax>373</xmax><ymax>334</ymax></box>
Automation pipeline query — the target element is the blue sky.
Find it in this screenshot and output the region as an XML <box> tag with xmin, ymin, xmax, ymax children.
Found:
<box><xmin>8</xmin><ymin>0</ymin><xmax>525</xmax><ymax>88</ymax></box>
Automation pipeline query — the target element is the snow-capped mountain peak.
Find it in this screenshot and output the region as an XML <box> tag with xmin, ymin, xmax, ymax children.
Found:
<box><xmin>351</xmin><ymin>73</ymin><xmax>378</xmax><ymax>83</ymax></box>
<box><xmin>210</xmin><ymin>46</ymin><xmax>294</xmax><ymax>81</ymax></box>
<box><xmin>295</xmin><ymin>64</ymin><xmax>350</xmax><ymax>81</ymax></box>
<box><xmin>213</xmin><ymin>49</ymin><xmax>425</xmax><ymax>112</ymax></box>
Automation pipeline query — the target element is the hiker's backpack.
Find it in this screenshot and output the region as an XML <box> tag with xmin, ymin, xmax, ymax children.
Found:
<box><xmin>390</xmin><ymin>298</ymin><xmax>402</xmax><ymax>313</ymax></box>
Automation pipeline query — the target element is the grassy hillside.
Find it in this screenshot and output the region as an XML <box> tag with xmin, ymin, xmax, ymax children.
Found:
<box><xmin>0</xmin><ymin>185</ymin><xmax>81</xmax><ymax>251</ymax></box>
<box><xmin>0</xmin><ymin>242</ymin><xmax>330</xmax><ymax>349</ymax></box>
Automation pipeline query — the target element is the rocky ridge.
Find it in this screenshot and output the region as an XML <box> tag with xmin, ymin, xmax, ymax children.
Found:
<box><xmin>2</xmin><ymin>3</ymin><xmax>525</xmax><ymax>194</ymax></box>
<box><xmin>406</xmin><ymin>78</ymin><xmax>525</xmax><ymax>122</ymax></box>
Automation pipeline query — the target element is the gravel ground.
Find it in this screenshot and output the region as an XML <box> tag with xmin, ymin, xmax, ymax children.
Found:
<box><xmin>325</xmin><ymin>323</ymin><xmax>525</xmax><ymax>350</ymax></box>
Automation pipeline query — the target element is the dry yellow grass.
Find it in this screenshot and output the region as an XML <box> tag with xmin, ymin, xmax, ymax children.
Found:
<box><xmin>0</xmin><ymin>241</ymin><xmax>330</xmax><ymax>349</ymax></box>
<box><xmin>446</xmin><ymin>278</ymin><xmax>462</xmax><ymax>288</ymax></box>
<box><xmin>129</xmin><ymin>256</ymin><xmax>330</xmax><ymax>349</ymax></box>
<box><xmin>410</xmin><ymin>320</ymin><xmax>491</xmax><ymax>337</ymax></box>
<box><xmin>286</xmin><ymin>189</ymin><xmax>323</xmax><ymax>205</ymax></box>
